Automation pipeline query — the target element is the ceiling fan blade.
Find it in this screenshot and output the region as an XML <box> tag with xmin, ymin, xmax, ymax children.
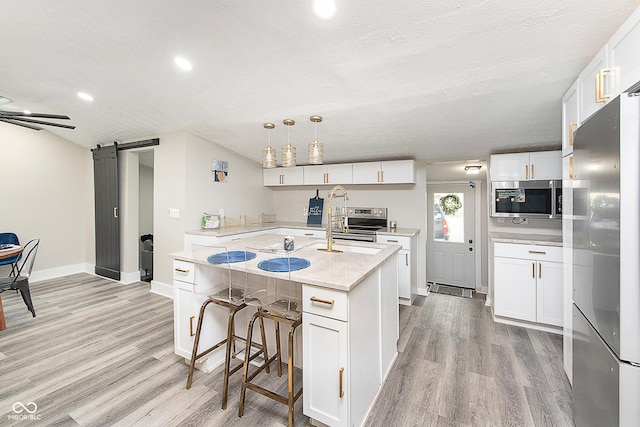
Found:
<box><xmin>3</xmin><ymin>115</ymin><xmax>76</xmax><ymax>129</ymax></box>
<box><xmin>0</xmin><ymin>111</ymin><xmax>71</xmax><ymax>120</ymax></box>
<box><xmin>0</xmin><ymin>117</ymin><xmax>43</xmax><ymax>131</ymax></box>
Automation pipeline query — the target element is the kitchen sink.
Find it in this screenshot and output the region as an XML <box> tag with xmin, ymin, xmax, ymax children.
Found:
<box><xmin>313</xmin><ymin>243</ymin><xmax>383</xmax><ymax>255</ymax></box>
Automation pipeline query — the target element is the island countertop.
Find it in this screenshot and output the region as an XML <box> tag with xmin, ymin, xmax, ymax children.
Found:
<box><xmin>172</xmin><ymin>233</ymin><xmax>401</xmax><ymax>292</ymax></box>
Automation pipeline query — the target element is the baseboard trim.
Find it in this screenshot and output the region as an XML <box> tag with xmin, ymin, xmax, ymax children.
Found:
<box><xmin>150</xmin><ymin>280</ymin><xmax>173</xmax><ymax>299</ymax></box>
<box><xmin>30</xmin><ymin>263</ymin><xmax>93</xmax><ymax>283</ymax></box>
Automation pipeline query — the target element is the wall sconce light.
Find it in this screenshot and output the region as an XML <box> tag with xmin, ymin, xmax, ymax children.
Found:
<box><xmin>281</xmin><ymin>119</ymin><xmax>297</xmax><ymax>167</ymax></box>
<box><xmin>464</xmin><ymin>165</ymin><xmax>482</xmax><ymax>175</ymax></box>
<box><xmin>262</xmin><ymin>123</ymin><xmax>277</xmax><ymax>168</ymax></box>
<box><xmin>308</xmin><ymin>115</ymin><xmax>324</xmax><ymax>165</ymax></box>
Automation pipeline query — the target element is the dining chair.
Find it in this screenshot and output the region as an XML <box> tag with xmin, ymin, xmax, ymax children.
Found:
<box><xmin>185</xmin><ymin>245</ymin><xmax>272</xmax><ymax>410</ymax></box>
<box><xmin>0</xmin><ymin>232</ymin><xmax>21</xmax><ymax>276</ymax></box>
<box><xmin>238</xmin><ymin>244</ymin><xmax>304</xmax><ymax>427</ymax></box>
<box><xmin>0</xmin><ymin>238</ymin><xmax>39</xmax><ymax>317</ymax></box>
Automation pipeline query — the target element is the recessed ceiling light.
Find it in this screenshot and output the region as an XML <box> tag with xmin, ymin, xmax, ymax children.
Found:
<box><xmin>313</xmin><ymin>0</ymin><xmax>336</xmax><ymax>19</ymax></box>
<box><xmin>464</xmin><ymin>165</ymin><xmax>482</xmax><ymax>175</ymax></box>
<box><xmin>78</xmin><ymin>92</ymin><xmax>94</xmax><ymax>102</ymax></box>
<box><xmin>174</xmin><ymin>56</ymin><xmax>192</xmax><ymax>71</ymax></box>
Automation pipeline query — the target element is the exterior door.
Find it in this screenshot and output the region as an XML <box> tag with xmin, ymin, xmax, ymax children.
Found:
<box><xmin>92</xmin><ymin>145</ymin><xmax>120</xmax><ymax>280</ymax></box>
<box><xmin>427</xmin><ymin>183</ymin><xmax>475</xmax><ymax>289</ymax></box>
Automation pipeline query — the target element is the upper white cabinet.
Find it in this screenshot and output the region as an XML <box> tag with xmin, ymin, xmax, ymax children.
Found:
<box><xmin>490</xmin><ymin>151</ymin><xmax>561</xmax><ymax>181</ymax></box>
<box><xmin>264</xmin><ymin>159</ymin><xmax>415</xmax><ymax>186</ymax></box>
<box><xmin>562</xmin><ymin>80</ymin><xmax>579</xmax><ymax>157</ymax></box>
<box><xmin>577</xmin><ymin>7</ymin><xmax>640</xmax><ymax>121</ymax></box>
<box><xmin>263</xmin><ymin>167</ymin><xmax>304</xmax><ymax>186</ymax></box>
<box><xmin>352</xmin><ymin>160</ymin><xmax>415</xmax><ymax>184</ymax></box>
<box><xmin>303</xmin><ymin>164</ymin><xmax>353</xmax><ymax>185</ymax></box>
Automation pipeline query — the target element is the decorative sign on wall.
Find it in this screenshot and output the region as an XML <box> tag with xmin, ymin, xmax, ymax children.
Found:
<box><xmin>211</xmin><ymin>160</ymin><xmax>228</xmax><ymax>182</ymax></box>
<box><xmin>307</xmin><ymin>189</ymin><xmax>324</xmax><ymax>226</ymax></box>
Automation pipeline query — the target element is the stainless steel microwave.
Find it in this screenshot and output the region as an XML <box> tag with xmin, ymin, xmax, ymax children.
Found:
<box><xmin>491</xmin><ymin>180</ymin><xmax>562</xmax><ymax>219</ymax></box>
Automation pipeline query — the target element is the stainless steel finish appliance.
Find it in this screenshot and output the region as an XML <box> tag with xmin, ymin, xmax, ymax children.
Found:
<box><xmin>490</xmin><ymin>180</ymin><xmax>562</xmax><ymax>218</ymax></box>
<box><xmin>332</xmin><ymin>207</ymin><xmax>387</xmax><ymax>243</ymax></box>
<box><xmin>572</xmin><ymin>92</ymin><xmax>640</xmax><ymax>427</ymax></box>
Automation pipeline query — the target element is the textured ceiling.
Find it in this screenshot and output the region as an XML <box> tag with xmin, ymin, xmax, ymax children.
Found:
<box><xmin>1</xmin><ymin>1</ymin><xmax>638</xmax><ymax>164</ymax></box>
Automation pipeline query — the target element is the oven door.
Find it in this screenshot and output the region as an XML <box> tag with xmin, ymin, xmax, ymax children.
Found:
<box><xmin>331</xmin><ymin>231</ymin><xmax>377</xmax><ymax>243</ymax></box>
<box><xmin>491</xmin><ymin>180</ymin><xmax>559</xmax><ymax>218</ymax></box>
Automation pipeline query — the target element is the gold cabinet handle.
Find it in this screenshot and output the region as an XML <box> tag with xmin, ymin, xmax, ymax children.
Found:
<box><xmin>569</xmin><ymin>122</ymin><xmax>577</xmax><ymax>147</ymax></box>
<box><xmin>531</xmin><ymin>164</ymin><xmax>535</xmax><ymax>179</ymax></box>
<box><xmin>339</xmin><ymin>367</ymin><xmax>345</xmax><ymax>398</ymax></box>
<box><xmin>525</xmin><ymin>164</ymin><xmax>529</xmax><ymax>180</ymax></box>
<box><xmin>596</xmin><ymin>68</ymin><xmax>614</xmax><ymax>103</ymax></box>
<box><xmin>405</xmin><ymin>253</ymin><xmax>409</xmax><ymax>266</ymax></box>
<box><xmin>532</xmin><ymin>262</ymin><xmax>535</xmax><ymax>278</ymax></box>
<box><xmin>189</xmin><ymin>315</ymin><xmax>195</xmax><ymax>336</ymax></box>
<box><xmin>528</xmin><ymin>250</ymin><xmax>547</xmax><ymax>255</ymax></box>
<box><xmin>538</xmin><ymin>262</ymin><xmax>542</xmax><ymax>279</ymax></box>
<box><xmin>386</xmin><ymin>239</ymin><xmax>399</xmax><ymax>243</ymax></box>
<box><xmin>310</xmin><ymin>296</ymin><xmax>334</xmax><ymax>306</ymax></box>
<box><xmin>381</xmin><ymin>170</ymin><xmax>384</xmax><ymax>182</ymax></box>
<box><xmin>175</xmin><ymin>268</ymin><xmax>190</xmax><ymax>273</ymax></box>
<box><xmin>377</xmin><ymin>171</ymin><xmax>381</xmax><ymax>182</ymax></box>
<box><xmin>569</xmin><ymin>155</ymin><xmax>574</xmax><ymax>179</ymax></box>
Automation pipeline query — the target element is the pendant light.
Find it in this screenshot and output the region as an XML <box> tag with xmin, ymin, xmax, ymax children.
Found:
<box><xmin>262</xmin><ymin>123</ymin><xmax>277</xmax><ymax>168</ymax></box>
<box><xmin>282</xmin><ymin>119</ymin><xmax>296</xmax><ymax>167</ymax></box>
<box><xmin>308</xmin><ymin>115</ymin><xmax>324</xmax><ymax>165</ymax></box>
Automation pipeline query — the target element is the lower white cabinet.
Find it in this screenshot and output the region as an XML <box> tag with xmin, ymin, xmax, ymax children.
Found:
<box><xmin>493</xmin><ymin>243</ymin><xmax>563</xmax><ymax>328</ymax></box>
<box><xmin>377</xmin><ymin>233</ymin><xmax>417</xmax><ymax>305</ymax></box>
<box><xmin>303</xmin><ymin>255</ymin><xmax>398</xmax><ymax>427</ymax></box>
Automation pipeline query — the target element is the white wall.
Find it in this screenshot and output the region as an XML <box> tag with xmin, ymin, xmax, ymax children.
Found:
<box><xmin>0</xmin><ymin>122</ymin><xmax>93</xmax><ymax>278</ymax></box>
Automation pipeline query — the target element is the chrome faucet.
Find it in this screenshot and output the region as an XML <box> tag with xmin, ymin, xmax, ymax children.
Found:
<box><xmin>318</xmin><ymin>185</ymin><xmax>348</xmax><ymax>253</ymax></box>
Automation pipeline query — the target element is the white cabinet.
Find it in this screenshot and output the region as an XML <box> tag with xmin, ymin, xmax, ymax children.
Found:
<box><xmin>562</xmin><ymin>80</ymin><xmax>579</xmax><ymax>157</ymax></box>
<box><xmin>303</xmin><ymin>255</ymin><xmax>398</xmax><ymax>427</ymax></box>
<box><xmin>493</xmin><ymin>243</ymin><xmax>563</xmax><ymax>328</ymax></box>
<box><xmin>377</xmin><ymin>233</ymin><xmax>417</xmax><ymax>305</ymax></box>
<box><xmin>303</xmin><ymin>164</ymin><xmax>353</xmax><ymax>185</ymax></box>
<box><xmin>578</xmin><ymin>46</ymin><xmax>609</xmax><ymax>121</ymax></box>
<box><xmin>294</xmin><ymin>228</ymin><xmax>326</xmax><ymax>239</ymax></box>
<box><xmin>352</xmin><ymin>160</ymin><xmax>416</xmax><ymax>184</ymax></box>
<box><xmin>490</xmin><ymin>151</ymin><xmax>561</xmax><ymax>181</ymax></box>
<box><xmin>576</xmin><ymin>7</ymin><xmax>640</xmax><ymax>121</ymax></box>
<box><xmin>263</xmin><ymin>167</ymin><xmax>304</xmax><ymax>186</ymax></box>
<box><xmin>562</xmin><ymin>154</ymin><xmax>574</xmax><ymax>383</ymax></box>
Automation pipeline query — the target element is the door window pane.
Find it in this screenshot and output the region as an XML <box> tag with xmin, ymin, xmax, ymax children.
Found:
<box><xmin>434</xmin><ymin>193</ymin><xmax>464</xmax><ymax>243</ymax></box>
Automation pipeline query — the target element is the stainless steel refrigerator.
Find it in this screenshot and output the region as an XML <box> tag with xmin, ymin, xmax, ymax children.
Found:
<box><xmin>572</xmin><ymin>90</ymin><xmax>640</xmax><ymax>426</ymax></box>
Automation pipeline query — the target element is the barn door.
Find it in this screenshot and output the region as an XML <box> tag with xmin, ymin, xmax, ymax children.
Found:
<box><xmin>92</xmin><ymin>145</ymin><xmax>120</xmax><ymax>280</ymax></box>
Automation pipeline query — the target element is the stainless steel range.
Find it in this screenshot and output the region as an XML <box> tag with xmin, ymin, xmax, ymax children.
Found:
<box><xmin>332</xmin><ymin>207</ymin><xmax>388</xmax><ymax>243</ymax></box>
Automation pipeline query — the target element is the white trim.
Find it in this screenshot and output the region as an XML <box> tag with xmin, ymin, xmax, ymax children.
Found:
<box><xmin>492</xmin><ymin>309</ymin><xmax>562</xmax><ymax>334</ymax></box>
<box><xmin>150</xmin><ymin>280</ymin><xmax>173</xmax><ymax>299</ymax></box>
<box><xmin>120</xmin><ymin>269</ymin><xmax>141</xmax><ymax>285</ymax></box>
<box><xmin>474</xmin><ymin>181</ymin><xmax>482</xmax><ymax>291</ymax></box>
<box><xmin>30</xmin><ymin>263</ymin><xmax>93</xmax><ymax>283</ymax></box>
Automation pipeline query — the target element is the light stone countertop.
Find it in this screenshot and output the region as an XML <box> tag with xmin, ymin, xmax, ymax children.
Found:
<box><xmin>172</xmin><ymin>233</ymin><xmax>401</xmax><ymax>292</ymax></box>
<box><xmin>185</xmin><ymin>221</ymin><xmax>323</xmax><ymax>238</ymax></box>
<box><xmin>376</xmin><ymin>227</ymin><xmax>420</xmax><ymax>237</ymax></box>
<box><xmin>489</xmin><ymin>232</ymin><xmax>563</xmax><ymax>247</ymax></box>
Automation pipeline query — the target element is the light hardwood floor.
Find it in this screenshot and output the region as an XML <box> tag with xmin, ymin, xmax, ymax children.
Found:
<box><xmin>0</xmin><ymin>274</ymin><xmax>573</xmax><ymax>426</ymax></box>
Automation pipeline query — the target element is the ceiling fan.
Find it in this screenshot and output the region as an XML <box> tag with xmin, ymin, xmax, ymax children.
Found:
<box><xmin>0</xmin><ymin>96</ymin><xmax>75</xmax><ymax>131</ymax></box>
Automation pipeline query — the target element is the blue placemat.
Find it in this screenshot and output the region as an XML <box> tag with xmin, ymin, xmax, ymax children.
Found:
<box><xmin>208</xmin><ymin>251</ymin><xmax>256</xmax><ymax>264</ymax></box>
<box><xmin>257</xmin><ymin>257</ymin><xmax>310</xmax><ymax>272</ymax></box>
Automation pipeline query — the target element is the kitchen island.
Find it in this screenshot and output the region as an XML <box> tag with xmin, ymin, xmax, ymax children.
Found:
<box><xmin>171</xmin><ymin>234</ymin><xmax>401</xmax><ymax>427</ymax></box>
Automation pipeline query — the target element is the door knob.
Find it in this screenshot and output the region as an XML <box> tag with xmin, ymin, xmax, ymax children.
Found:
<box><xmin>468</xmin><ymin>239</ymin><xmax>473</xmax><ymax>244</ymax></box>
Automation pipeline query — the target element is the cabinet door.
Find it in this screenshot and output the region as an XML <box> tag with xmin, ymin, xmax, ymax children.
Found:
<box><xmin>294</xmin><ymin>228</ymin><xmax>326</xmax><ymax>239</ymax></box>
<box><xmin>397</xmin><ymin>250</ymin><xmax>411</xmax><ymax>299</ymax></box>
<box><xmin>174</xmin><ymin>282</ymin><xmax>197</xmax><ymax>359</ymax></box>
<box><xmin>493</xmin><ymin>257</ymin><xmax>537</xmax><ymax>322</ymax></box>
<box><xmin>380</xmin><ymin>160</ymin><xmax>415</xmax><ymax>184</ymax></box>
<box><xmin>352</xmin><ymin>162</ymin><xmax>381</xmax><ymax>184</ymax></box>
<box><xmin>489</xmin><ymin>153</ymin><xmax>529</xmax><ymax>181</ymax></box>
<box><xmin>263</xmin><ymin>168</ymin><xmax>282</xmax><ymax>186</ymax></box>
<box><xmin>303</xmin><ymin>165</ymin><xmax>327</xmax><ymax>185</ymax></box>
<box><xmin>282</xmin><ymin>167</ymin><xmax>304</xmax><ymax>185</ymax></box>
<box><xmin>608</xmin><ymin>6</ymin><xmax>640</xmax><ymax>97</ymax></box>
<box><xmin>303</xmin><ymin>313</ymin><xmax>349</xmax><ymax>427</ymax></box>
<box><xmin>536</xmin><ymin>261</ymin><xmax>564</xmax><ymax>327</ymax></box>
<box><xmin>562</xmin><ymin>81</ymin><xmax>579</xmax><ymax>156</ymax></box>
<box><xmin>578</xmin><ymin>46</ymin><xmax>608</xmax><ymax>121</ymax></box>
<box><xmin>326</xmin><ymin>164</ymin><xmax>353</xmax><ymax>184</ymax></box>
<box><xmin>529</xmin><ymin>151</ymin><xmax>561</xmax><ymax>180</ymax></box>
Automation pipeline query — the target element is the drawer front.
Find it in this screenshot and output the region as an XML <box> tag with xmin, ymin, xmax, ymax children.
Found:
<box><xmin>377</xmin><ymin>235</ymin><xmax>410</xmax><ymax>249</ymax></box>
<box><xmin>173</xmin><ymin>260</ymin><xmax>195</xmax><ymax>283</ymax></box>
<box><xmin>493</xmin><ymin>242</ymin><xmax>562</xmax><ymax>262</ymax></box>
<box><xmin>302</xmin><ymin>285</ymin><xmax>348</xmax><ymax>321</ymax></box>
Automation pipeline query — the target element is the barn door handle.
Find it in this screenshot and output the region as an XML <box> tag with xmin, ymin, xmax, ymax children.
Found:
<box><xmin>113</xmin><ymin>207</ymin><xmax>118</xmax><ymax>218</ymax></box>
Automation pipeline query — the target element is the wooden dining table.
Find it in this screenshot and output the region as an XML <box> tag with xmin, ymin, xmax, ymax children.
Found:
<box><xmin>0</xmin><ymin>245</ymin><xmax>23</xmax><ymax>331</ymax></box>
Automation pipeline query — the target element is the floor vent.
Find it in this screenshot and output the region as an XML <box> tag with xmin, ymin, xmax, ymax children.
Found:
<box><xmin>428</xmin><ymin>283</ymin><xmax>473</xmax><ymax>298</ymax></box>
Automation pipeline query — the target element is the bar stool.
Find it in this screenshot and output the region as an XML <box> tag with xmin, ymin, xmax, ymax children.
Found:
<box><xmin>238</xmin><ymin>245</ymin><xmax>304</xmax><ymax>427</ymax></box>
<box><xmin>186</xmin><ymin>245</ymin><xmax>276</xmax><ymax>410</ymax></box>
